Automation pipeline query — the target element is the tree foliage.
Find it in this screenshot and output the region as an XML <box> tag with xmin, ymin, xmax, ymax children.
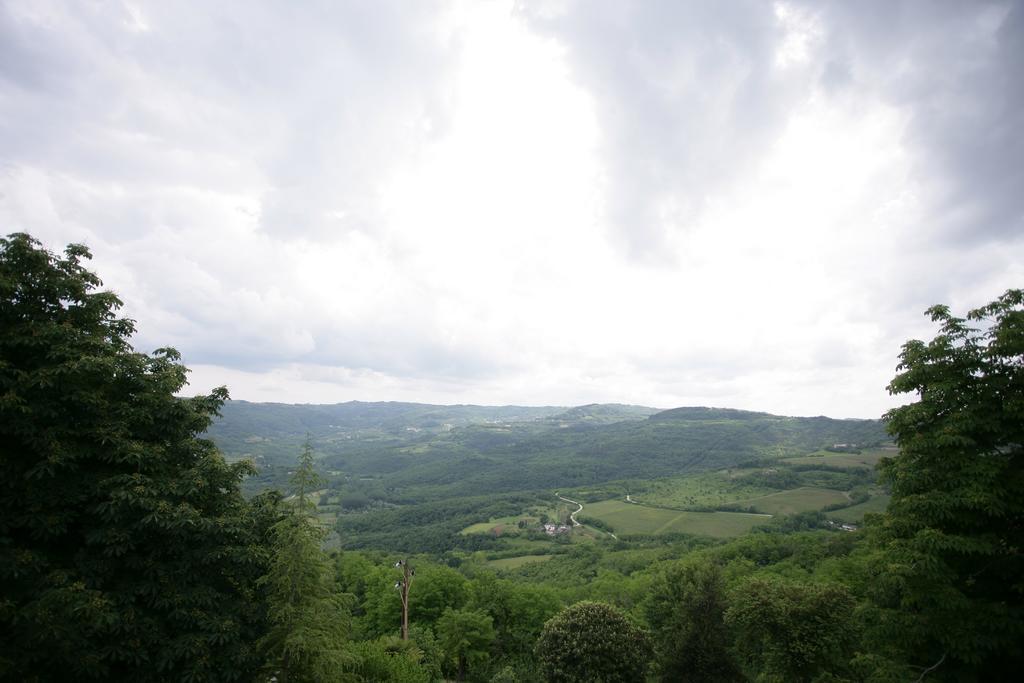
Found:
<box><xmin>349</xmin><ymin>635</ymin><xmax>432</xmax><ymax>683</ymax></box>
<box><xmin>436</xmin><ymin>607</ymin><xmax>495</xmax><ymax>682</ymax></box>
<box><xmin>725</xmin><ymin>575</ymin><xmax>857</xmax><ymax>682</ymax></box>
<box><xmin>644</xmin><ymin>560</ymin><xmax>740</xmax><ymax>682</ymax></box>
<box><xmin>0</xmin><ymin>233</ymin><xmax>278</xmax><ymax>681</ymax></box>
<box><xmin>257</xmin><ymin>440</ymin><xmax>353</xmax><ymax>682</ymax></box>
<box><xmin>468</xmin><ymin>572</ymin><xmax>560</xmax><ymax>665</ymax></box>
<box><xmin>867</xmin><ymin>289</ymin><xmax>1024</xmax><ymax>679</ymax></box>
<box><xmin>534</xmin><ymin>601</ymin><xmax>650</xmax><ymax>683</ymax></box>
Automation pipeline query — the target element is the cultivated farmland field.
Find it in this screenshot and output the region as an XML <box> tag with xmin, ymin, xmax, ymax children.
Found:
<box><xmin>830</xmin><ymin>494</ymin><xmax>891</xmax><ymax>521</ymax></box>
<box><xmin>631</xmin><ymin>471</ymin><xmax>775</xmax><ymax>509</ymax></box>
<box><xmin>729</xmin><ymin>487</ymin><xmax>849</xmax><ymax>515</ymax></box>
<box><xmin>583</xmin><ymin>499</ymin><xmax>770</xmax><ymax>538</ymax></box>
<box><xmin>460</xmin><ymin>515</ymin><xmax>526</xmax><ymax>535</ymax></box>
<box><xmin>781</xmin><ymin>449</ymin><xmax>888</xmax><ymax>469</ymax></box>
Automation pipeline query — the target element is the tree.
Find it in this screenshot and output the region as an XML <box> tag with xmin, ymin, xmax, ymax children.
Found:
<box><xmin>468</xmin><ymin>573</ymin><xmax>560</xmax><ymax>663</ymax></box>
<box><xmin>534</xmin><ymin>601</ymin><xmax>651</xmax><ymax>683</ymax></box>
<box><xmin>349</xmin><ymin>635</ymin><xmax>432</xmax><ymax>683</ymax></box>
<box><xmin>257</xmin><ymin>439</ymin><xmax>353</xmax><ymax>682</ymax></box>
<box><xmin>725</xmin><ymin>575</ymin><xmax>857</xmax><ymax>682</ymax></box>
<box><xmin>436</xmin><ymin>608</ymin><xmax>495</xmax><ymax>682</ymax></box>
<box><xmin>0</xmin><ymin>233</ymin><xmax>278</xmax><ymax>681</ymax></box>
<box><xmin>409</xmin><ymin>564</ymin><xmax>468</xmax><ymax>627</ymax></box>
<box><xmin>865</xmin><ymin>289</ymin><xmax>1024</xmax><ymax>680</ymax></box>
<box><xmin>644</xmin><ymin>560</ymin><xmax>741</xmax><ymax>682</ymax></box>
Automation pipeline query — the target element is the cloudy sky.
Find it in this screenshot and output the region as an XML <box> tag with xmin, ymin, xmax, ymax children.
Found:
<box><xmin>2</xmin><ymin>1</ymin><xmax>1021</xmax><ymax>418</ymax></box>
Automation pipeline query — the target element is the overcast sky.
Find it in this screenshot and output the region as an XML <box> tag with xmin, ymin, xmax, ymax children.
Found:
<box><xmin>2</xmin><ymin>1</ymin><xmax>1021</xmax><ymax>418</ymax></box>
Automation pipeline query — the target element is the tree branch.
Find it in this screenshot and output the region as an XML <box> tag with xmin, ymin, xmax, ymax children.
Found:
<box><xmin>915</xmin><ymin>653</ymin><xmax>946</xmax><ymax>682</ymax></box>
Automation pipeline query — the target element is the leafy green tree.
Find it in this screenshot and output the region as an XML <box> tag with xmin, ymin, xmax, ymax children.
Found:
<box><xmin>534</xmin><ymin>601</ymin><xmax>651</xmax><ymax>683</ymax></box>
<box><xmin>0</xmin><ymin>233</ymin><xmax>279</xmax><ymax>681</ymax></box>
<box><xmin>864</xmin><ymin>289</ymin><xmax>1024</xmax><ymax>680</ymax></box>
<box><xmin>725</xmin><ymin>575</ymin><xmax>857</xmax><ymax>682</ymax></box>
<box><xmin>355</xmin><ymin>558</ymin><xmax>468</xmax><ymax>642</ymax></box>
<box><xmin>468</xmin><ymin>572</ymin><xmax>560</xmax><ymax>663</ymax></box>
<box><xmin>355</xmin><ymin>563</ymin><xmax>404</xmax><ymax>639</ymax></box>
<box><xmin>644</xmin><ymin>560</ymin><xmax>741</xmax><ymax>682</ymax></box>
<box><xmin>406</xmin><ymin>624</ymin><xmax>445</xmax><ymax>681</ymax></box>
<box><xmin>436</xmin><ymin>607</ymin><xmax>495</xmax><ymax>682</ymax></box>
<box><xmin>410</xmin><ymin>563</ymin><xmax>469</xmax><ymax>626</ymax></box>
<box><xmin>258</xmin><ymin>440</ymin><xmax>353</xmax><ymax>682</ymax></box>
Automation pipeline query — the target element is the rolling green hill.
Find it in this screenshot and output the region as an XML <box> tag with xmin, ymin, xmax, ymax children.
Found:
<box><xmin>207</xmin><ymin>401</ymin><xmax>887</xmax><ymax>504</ymax></box>
<box><xmin>204</xmin><ymin>400</ymin><xmax>889</xmax><ymax>553</ymax></box>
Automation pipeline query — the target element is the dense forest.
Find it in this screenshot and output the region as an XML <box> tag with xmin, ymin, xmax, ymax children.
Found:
<box><xmin>2</xmin><ymin>232</ymin><xmax>1022</xmax><ymax>682</ymax></box>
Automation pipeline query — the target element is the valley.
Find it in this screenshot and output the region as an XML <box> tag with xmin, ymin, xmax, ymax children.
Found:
<box><xmin>207</xmin><ymin>401</ymin><xmax>892</xmax><ymax>562</ymax></box>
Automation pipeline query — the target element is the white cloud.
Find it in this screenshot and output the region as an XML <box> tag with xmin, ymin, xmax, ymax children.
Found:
<box><xmin>2</xmin><ymin>0</ymin><xmax>1020</xmax><ymax>418</ymax></box>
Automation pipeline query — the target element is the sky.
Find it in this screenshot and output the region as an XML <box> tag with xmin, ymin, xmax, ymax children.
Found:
<box><xmin>1</xmin><ymin>0</ymin><xmax>1021</xmax><ymax>418</ymax></box>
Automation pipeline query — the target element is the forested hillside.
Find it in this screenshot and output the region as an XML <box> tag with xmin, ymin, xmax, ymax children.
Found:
<box><xmin>209</xmin><ymin>400</ymin><xmax>887</xmax><ymax>501</ymax></box>
<box><xmin>4</xmin><ymin>234</ymin><xmax>1020</xmax><ymax>682</ymax></box>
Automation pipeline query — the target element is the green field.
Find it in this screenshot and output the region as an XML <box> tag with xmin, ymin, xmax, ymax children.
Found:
<box><xmin>459</xmin><ymin>502</ymin><xmax>568</xmax><ymax>535</ymax></box>
<box><xmin>729</xmin><ymin>487</ymin><xmax>849</xmax><ymax>515</ymax></box>
<box><xmin>830</xmin><ymin>494</ymin><xmax>891</xmax><ymax>521</ymax></box>
<box><xmin>460</xmin><ymin>515</ymin><xmax>527</xmax><ymax>535</ymax></box>
<box><xmin>781</xmin><ymin>449</ymin><xmax>888</xmax><ymax>469</ymax></box>
<box><xmin>486</xmin><ymin>554</ymin><xmax>554</xmax><ymax>570</ymax></box>
<box><xmin>630</xmin><ymin>471</ymin><xmax>776</xmax><ymax>509</ymax></box>
<box><xmin>583</xmin><ymin>499</ymin><xmax>770</xmax><ymax>538</ymax></box>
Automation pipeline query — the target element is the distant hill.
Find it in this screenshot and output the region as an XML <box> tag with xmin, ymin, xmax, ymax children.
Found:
<box><xmin>208</xmin><ymin>399</ymin><xmax>568</xmax><ymax>442</ymax></box>
<box><xmin>548</xmin><ymin>403</ymin><xmax>660</xmax><ymax>423</ymax></box>
<box><xmin>206</xmin><ymin>401</ymin><xmax>888</xmax><ymax>502</ymax></box>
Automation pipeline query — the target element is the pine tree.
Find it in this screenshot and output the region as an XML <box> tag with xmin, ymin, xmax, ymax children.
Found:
<box><xmin>258</xmin><ymin>439</ymin><xmax>353</xmax><ymax>682</ymax></box>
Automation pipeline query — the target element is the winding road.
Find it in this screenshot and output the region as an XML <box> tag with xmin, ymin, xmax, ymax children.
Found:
<box><xmin>555</xmin><ymin>492</ymin><xmax>618</xmax><ymax>539</ymax></box>
<box><xmin>555</xmin><ymin>492</ymin><xmax>583</xmax><ymax>526</ymax></box>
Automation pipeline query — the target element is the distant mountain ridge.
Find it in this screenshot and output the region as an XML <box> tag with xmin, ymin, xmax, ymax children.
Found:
<box><xmin>207</xmin><ymin>400</ymin><xmax>889</xmax><ymax>502</ymax></box>
<box><xmin>208</xmin><ymin>399</ymin><xmax>573</xmax><ymax>439</ymax></box>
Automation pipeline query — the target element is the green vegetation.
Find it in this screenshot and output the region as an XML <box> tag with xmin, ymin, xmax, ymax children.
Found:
<box><xmin>782</xmin><ymin>449</ymin><xmax>888</xmax><ymax>468</ymax></box>
<box><xmin>258</xmin><ymin>442</ymin><xmax>353</xmax><ymax>681</ymax></box>
<box><xmin>727</xmin><ymin>487</ymin><xmax>849</xmax><ymax>516</ymax></box>
<box><xmin>486</xmin><ymin>554</ymin><xmax>554</xmax><ymax>570</ymax></box>
<box><xmin>582</xmin><ymin>500</ymin><xmax>770</xmax><ymax>537</ymax></box>
<box><xmin>645</xmin><ymin>561</ymin><xmax>740</xmax><ymax>682</ymax></box>
<box><xmin>627</xmin><ymin>470</ymin><xmax>777</xmax><ymax>509</ymax></box>
<box><xmin>209</xmin><ymin>401</ymin><xmax>887</xmax><ymax>502</ymax></box>
<box><xmin>535</xmin><ymin>601</ymin><xmax>651</xmax><ymax>683</ymax></box>
<box><xmin>0</xmin><ymin>234</ymin><xmax>281</xmax><ymax>681</ymax></box>
<box><xmin>437</xmin><ymin>608</ymin><xmax>495</xmax><ymax>681</ymax></box>
<box><xmin>866</xmin><ymin>289</ymin><xmax>1024</xmax><ymax>679</ymax></box>
<box><xmin>726</xmin><ymin>576</ymin><xmax>858</xmax><ymax>682</ymax></box>
<box><xmin>829</xmin><ymin>494</ymin><xmax>890</xmax><ymax>522</ymax></box>
<box><xmin>4</xmin><ymin>233</ymin><xmax>1019</xmax><ymax>682</ymax></box>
